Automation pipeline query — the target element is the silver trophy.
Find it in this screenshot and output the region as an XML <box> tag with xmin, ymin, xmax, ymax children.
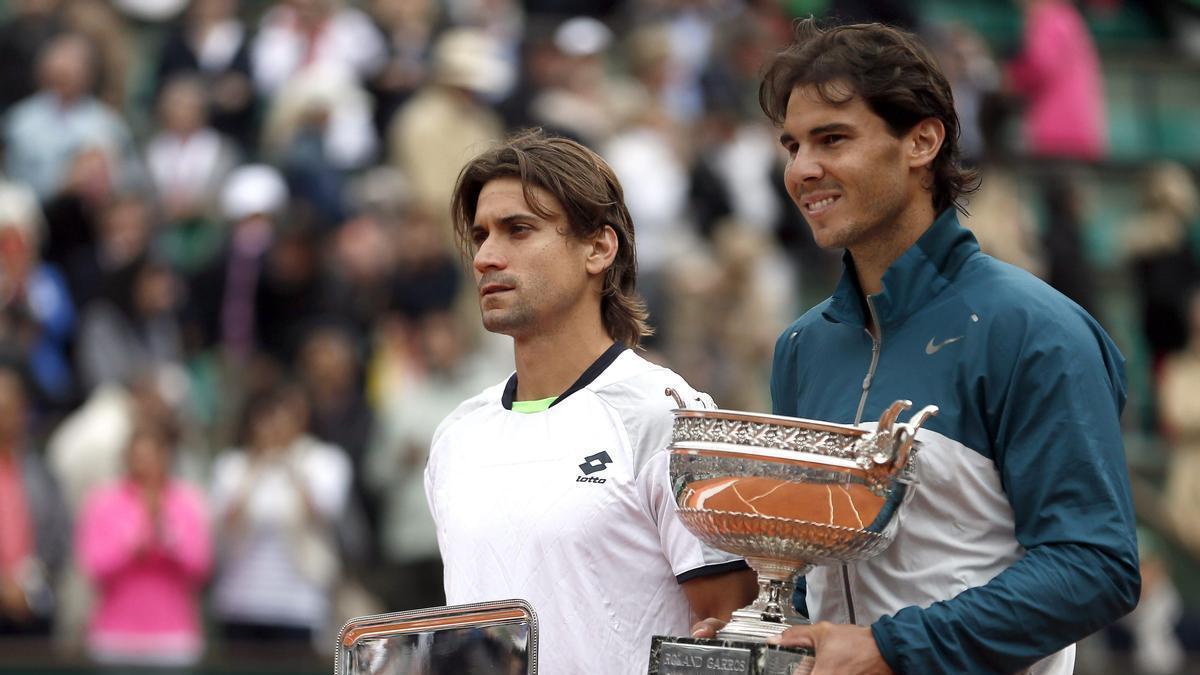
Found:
<box><xmin>649</xmin><ymin>392</ymin><xmax>937</xmax><ymax>675</ymax></box>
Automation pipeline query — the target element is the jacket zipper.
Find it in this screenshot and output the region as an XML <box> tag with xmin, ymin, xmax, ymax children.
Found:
<box><xmin>844</xmin><ymin>294</ymin><xmax>883</xmax><ymax>625</ymax></box>
<box><xmin>855</xmin><ymin>296</ymin><xmax>882</xmax><ymax>426</ymax></box>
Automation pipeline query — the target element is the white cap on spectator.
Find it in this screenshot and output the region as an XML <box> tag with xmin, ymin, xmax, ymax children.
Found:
<box><xmin>555</xmin><ymin>17</ymin><xmax>613</xmax><ymax>57</ymax></box>
<box><xmin>220</xmin><ymin>165</ymin><xmax>288</xmax><ymax>221</ymax></box>
<box><xmin>432</xmin><ymin>28</ymin><xmax>514</xmax><ymax>98</ymax></box>
<box><xmin>112</xmin><ymin>0</ymin><xmax>187</xmax><ymax>21</ymax></box>
<box><xmin>349</xmin><ymin>166</ymin><xmax>411</xmax><ymax>215</ymax></box>
<box><xmin>0</xmin><ymin>181</ymin><xmax>44</xmax><ymax>247</ymax></box>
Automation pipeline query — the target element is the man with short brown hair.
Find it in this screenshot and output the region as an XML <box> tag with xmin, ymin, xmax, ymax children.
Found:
<box><xmin>696</xmin><ymin>19</ymin><xmax>1139</xmax><ymax>674</ymax></box>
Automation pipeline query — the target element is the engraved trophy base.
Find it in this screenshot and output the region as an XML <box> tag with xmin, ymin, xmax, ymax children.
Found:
<box><xmin>648</xmin><ymin>576</ymin><xmax>814</xmax><ymax>675</ymax></box>
<box><xmin>648</xmin><ymin>636</ymin><xmax>813</xmax><ymax>675</ymax></box>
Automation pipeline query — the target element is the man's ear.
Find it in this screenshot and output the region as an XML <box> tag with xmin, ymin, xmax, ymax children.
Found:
<box><xmin>585</xmin><ymin>224</ymin><xmax>619</xmax><ymax>276</ymax></box>
<box><xmin>907</xmin><ymin>118</ymin><xmax>945</xmax><ymax>170</ymax></box>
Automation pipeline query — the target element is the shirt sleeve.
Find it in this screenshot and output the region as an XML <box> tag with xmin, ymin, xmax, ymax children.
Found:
<box><xmin>423</xmin><ymin>453</ymin><xmax>439</xmax><ymax>528</ymax></box>
<box><xmin>299</xmin><ymin>443</ymin><xmax>352</xmax><ymax>521</ymax></box>
<box><xmin>628</xmin><ymin>377</ymin><xmax>747</xmax><ymax>582</ymax></box>
<box><xmin>425</xmin><ymin>409</ymin><xmax>461</xmax><ymax>529</ymax></box>
<box><xmin>77</xmin><ymin>488</ymin><xmax>147</xmax><ymax>584</ymax></box>
<box><xmin>637</xmin><ymin>450</ymin><xmax>749</xmax><ymax>583</ymax></box>
<box><xmin>871</xmin><ymin>316</ymin><xmax>1140</xmax><ymax>674</ymax></box>
<box><xmin>208</xmin><ymin>452</ymin><xmax>245</xmax><ymax>519</ymax></box>
<box><xmin>160</xmin><ymin>485</ymin><xmax>213</xmax><ymax>583</ymax></box>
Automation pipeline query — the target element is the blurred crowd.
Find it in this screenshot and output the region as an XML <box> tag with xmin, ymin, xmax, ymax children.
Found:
<box><xmin>0</xmin><ymin>0</ymin><xmax>1198</xmax><ymax>671</ymax></box>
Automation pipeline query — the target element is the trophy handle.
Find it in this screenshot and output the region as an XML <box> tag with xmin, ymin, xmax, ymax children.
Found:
<box><xmin>858</xmin><ymin>402</ymin><xmax>939</xmax><ymax>492</ymax></box>
<box><xmin>875</xmin><ymin>399</ymin><xmax>912</xmax><ymax>434</ymax></box>
<box><xmin>893</xmin><ymin>404</ymin><xmax>939</xmax><ymax>474</ymax></box>
<box><xmin>664</xmin><ymin>388</ymin><xmax>686</xmax><ymax>409</ymax></box>
<box><xmin>857</xmin><ymin>399</ymin><xmax>913</xmax><ymax>470</ymax></box>
<box><xmin>665</xmin><ymin>387</ymin><xmax>711</xmax><ymax>410</ymax></box>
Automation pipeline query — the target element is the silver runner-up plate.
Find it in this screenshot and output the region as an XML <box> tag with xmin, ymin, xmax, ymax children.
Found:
<box><xmin>336</xmin><ymin>599</ymin><xmax>538</xmax><ymax>675</ymax></box>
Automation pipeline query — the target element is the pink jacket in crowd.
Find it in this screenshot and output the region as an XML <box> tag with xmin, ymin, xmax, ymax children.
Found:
<box><xmin>1008</xmin><ymin>0</ymin><xmax>1108</xmax><ymax>161</ymax></box>
<box><xmin>77</xmin><ymin>480</ymin><xmax>212</xmax><ymax>665</ymax></box>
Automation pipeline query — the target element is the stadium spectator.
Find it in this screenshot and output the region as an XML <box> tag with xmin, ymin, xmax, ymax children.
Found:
<box><xmin>260</xmin><ymin>65</ymin><xmax>378</xmax><ymax>224</ymax></box>
<box><xmin>250</xmin><ymin>0</ymin><xmax>387</xmax><ymax>98</ymax></box>
<box><xmin>47</xmin><ymin>367</ymin><xmax>192</xmax><ymax>651</ymax></box>
<box><xmin>1123</xmin><ymin>161</ymin><xmax>1200</xmax><ymax>369</ymax></box>
<box><xmin>0</xmin><ymin>361</ymin><xmax>69</xmax><ymax>636</ymax></box>
<box><xmin>209</xmin><ymin>382</ymin><xmax>351</xmax><ymax>648</ymax></box>
<box><xmin>297</xmin><ymin>323</ymin><xmax>376</xmax><ymax>564</ymax></box>
<box><xmin>385</xmin><ymin>207</ymin><xmax>463</xmax><ymax>324</ymax></box>
<box><xmin>60</xmin><ymin>0</ymin><xmax>135</xmax><ymax>111</ymax></box>
<box><xmin>38</xmin><ymin>146</ymin><xmax>119</xmax><ymax>283</ymax></box>
<box><xmin>0</xmin><ymin>183</ymin><xmax>76</xmax><ymax>415</ymax></box>
<box><xmin>927</xmin><ymin>22</ymin><xmax>1000</xmax><ymax>165</ymax></box>
<box><xmin>604</xmin><ymin>22</ymin><xmax>713</xmax><ymax>335</ymax></box>
<box><xmin>111</xmin><ymin>0</ymin><xmax>188</xmax><ymax>23</ymax></box>
<box><xmin>387</xmin><ymin>28</ymin><xmax>507</xmax><ymax>237</ymax></box>
<box><xmin>76</xmin><ymin>420</ymin><xmax>211</xmax><ymax>666</ymax></box>
<box><xmin>2</xmin><ymin>33</ymin><xmax>141</xmax><ymax>201</ymax></box>
<box><xmin>1006</xmin><ymin>0</ymin><xmax>1108</xmax><ymax>161</ymax></box>
<box><xmin>187</xmin><ymin>164</ymin><xmax>288</xmax><ymax>361</ymax></box>
<box><xmin>76</xmin><ymin>255</ymin><xmax>185</xmax><ymax>392</ymax></box>
<box><xmin>155</xmin><ymin>0</ymin><xmax>257</xmax><ymax>151</ymax></box>
<box><xmin>61</xmin><ymin>192</ymin><xmax>157</xmax><ymax>322</ymax></box>
<box><xmin>959</xmin><ymin>164</ymin><xmax>1045</xmax><ymax>277</ymax></box>
<box><xmin>663</xmin><ymin>222</ymin><xmax>793</xmax><ymax>413</ymax></box>
<box><xmin>1117</xmin><ymin>531</ymin><xmax>1187</xmax><ymax>675</ymax></box>
<box><xmin>145</xmin><ymin>75</ymin><xmax>239</xmax><ymax>268</ymax></box>
<box><xmin>0</xmin><ymin>0</ymin><xmax>65</xmax><ymax>114</ymax></box>
<box><xmin>526</xmin><ymin>16</ymin><xmax>642</xmax><ymax>146</ymax></box>
<box><xmin>1040</xmin><ymin>172</ymin><xmax>1102</xmax><ymax>319</ymax></box>
<box><xmin>366</xmin><ymin>311</ymin><xmax>503</xmax><ymax>611</ymax></box>
<box><xmin>363</xmin><ymin>0</ymin><xmax>439</xmax><ymax>139</ymax></box>
<box><xmin>322</xmin><ymin>208</ymin><xmax>398</xmax><ymax>340</ymax></box>
<box><xmin>1159</xmin><ymin>288</ymin><xmax>1200</xmax><ymax>558</ymax></box>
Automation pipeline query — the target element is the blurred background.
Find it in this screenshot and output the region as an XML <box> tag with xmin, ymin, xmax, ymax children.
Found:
<box><xmin>0</xmin><ymin>0</ymin><xmax>1197</xmax><ymax>673</ymax></box>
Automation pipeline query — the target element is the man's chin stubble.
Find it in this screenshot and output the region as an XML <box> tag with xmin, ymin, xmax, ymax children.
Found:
<box><xmin>482</xmin><ymin>313</ymin><xmax>530</xmax><ymax>336</ymax></box>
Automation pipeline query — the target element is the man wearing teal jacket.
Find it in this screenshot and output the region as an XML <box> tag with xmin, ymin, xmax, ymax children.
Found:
<box><xmin>694</xmin><ymin>18</ymin><xmax>1139</xmax><ymax>675</ymax></box>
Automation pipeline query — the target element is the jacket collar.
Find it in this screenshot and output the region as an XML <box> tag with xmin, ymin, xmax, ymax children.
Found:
<box><xmin>822</xmin><ymin>208</ymin><xmax>980</xmax><ymax>329</ymax></box>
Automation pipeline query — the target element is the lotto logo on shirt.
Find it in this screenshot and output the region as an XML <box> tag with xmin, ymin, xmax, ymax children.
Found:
<box><xmin>577</xmin><ymin>451</ymin><xmax>612</xmax><ymax>484</ymax></box>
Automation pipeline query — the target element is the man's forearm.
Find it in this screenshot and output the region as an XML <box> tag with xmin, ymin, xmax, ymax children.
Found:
<box><xmin>683</xmin><ymin>568</ymin><xmax>758</xmax><ymax>623</ymax></box>
<box><xmin>872</xmin><ymin>541</ymin><xmax>1139</xmax><ymax>674</ymax></box>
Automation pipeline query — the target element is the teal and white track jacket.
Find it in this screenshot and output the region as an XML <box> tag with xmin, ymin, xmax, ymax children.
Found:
<box><xmin>772</xmin><ymin>209</ymin><xmax>1140</xmax><ymax>674</ymax></box>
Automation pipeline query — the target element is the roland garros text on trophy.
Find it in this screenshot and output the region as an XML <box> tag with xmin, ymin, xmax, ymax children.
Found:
<box><xmin>648</xmin><ymin>392</ymin><xmax>937</xmax><ymax>675</ymax></box>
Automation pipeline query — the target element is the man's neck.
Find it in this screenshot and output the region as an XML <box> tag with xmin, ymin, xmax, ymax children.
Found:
<box><xmin>511</xmin><ymin>315</ymin><xmax>615</xmax><ymax>402</ymax></box>
<box><xmin>850</xmin><ymin>199</ymin><xmax>938</xmax><ymax>298</ymax></box>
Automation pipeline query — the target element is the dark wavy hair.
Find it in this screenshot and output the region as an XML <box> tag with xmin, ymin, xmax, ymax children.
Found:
<box><xmin>760</xmin><ymin>18</ymin><xmax>978</xmax><ymax>214</ymax></box>
<box><xmin>450</xmin><ymin>129</ymin><xmax>651</xmax><ymax>348</ymax></box>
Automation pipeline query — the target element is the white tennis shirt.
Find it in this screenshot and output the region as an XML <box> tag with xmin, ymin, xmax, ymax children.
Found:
<box><xmin>425</xmin><ymin>345</ymin><xmax>746</xmax><ymax>674</ymax></box>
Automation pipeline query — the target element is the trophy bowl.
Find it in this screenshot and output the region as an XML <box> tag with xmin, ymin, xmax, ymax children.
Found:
<box><xmin>666</xmin><ymin>393</ymin><xmax>938</xmax><ymax>645</ymax></box>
